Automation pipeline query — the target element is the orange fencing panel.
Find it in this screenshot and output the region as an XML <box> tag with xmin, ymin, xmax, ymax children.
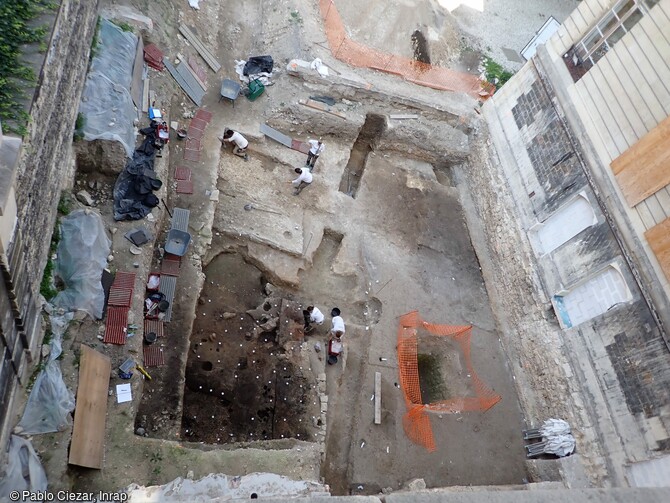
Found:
<box><xmin>319</xmin><ymin>0</ymin><xmax>493</xmax><ymax>99</ymax></box>
<box><xmin>397</xmin><ymin>311</ymin><xmax>502</xmax><ymax>451</ymax></box>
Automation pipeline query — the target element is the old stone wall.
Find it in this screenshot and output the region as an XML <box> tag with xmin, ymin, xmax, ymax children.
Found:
<box><xmin>467</xmin><ymin>60</ymin><xmax>670</xmax><ymax>488</ymax></box>
<box><xmin>1</xmin><ymin>0</ymin><xmax>100</xmax><ymax>459</ymax></box>
<box><xmin>14</xmin><ymin>0</ymin><xmax>100</xmax><ymax>296</ymax></box>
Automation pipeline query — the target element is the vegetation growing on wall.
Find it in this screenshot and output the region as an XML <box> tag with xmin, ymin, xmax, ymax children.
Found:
<box><xmin>39</xmin><ymin>193</ymin><xmax>69</xmax><ymax>300</ymax></box>
<box><xmin>483</xmin><ymin>56</ymin><xmax>514</xmax><ymax>91</ymax></box>
<box><xmin>0</xmin><ymin>0</ymin><xmax>56</xmax><ymax>135</ymax></box>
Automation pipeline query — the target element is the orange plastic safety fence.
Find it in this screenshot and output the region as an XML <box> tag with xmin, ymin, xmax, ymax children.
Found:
<box><xmin>397</xmin><ymin>311</ymin><xmax>502</xmax><ymax>451</ymax></box>
<box><xmin>318</xmin><ymin>0</ymin><xmax>495</xmax><ymax>99</ymax></box>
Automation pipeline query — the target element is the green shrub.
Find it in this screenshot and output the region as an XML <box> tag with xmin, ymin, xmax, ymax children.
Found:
<box><xmin>73</xmin><ymin>112</ymin><xmax>85</xmax><ymax>141</ymax></box>
<box><xmin>483</xmin><ymin>57</ymin><xmax>514</xmax><ymax>91</ymax></box>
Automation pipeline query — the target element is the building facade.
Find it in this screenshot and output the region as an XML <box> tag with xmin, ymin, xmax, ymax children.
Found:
<box><xmin>483</xmin><ymin>0</ymin><xmax>670</xmax><ymax>487</ymax></box>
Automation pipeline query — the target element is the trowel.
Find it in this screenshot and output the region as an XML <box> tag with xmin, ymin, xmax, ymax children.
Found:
<box><xmin>243</xmin><ymin>203</ymin><xmax>283</xmax><ymax>215</ymax></box>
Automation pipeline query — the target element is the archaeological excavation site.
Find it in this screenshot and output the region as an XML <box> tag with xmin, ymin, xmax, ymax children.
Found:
<box><xmin>2</xmin><ymin>1</ymin><xmax>670</xmax><ymax>502</ymax></box>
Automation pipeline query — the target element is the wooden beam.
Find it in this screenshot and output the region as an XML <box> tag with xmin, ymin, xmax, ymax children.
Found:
<box><xmin>374</xmin><ymin>372</ymin><xmax>382</xmax><ymax>425</ymax></box>
<box><xmin>389</xmin><ymin>114</ymin><xmax>418</xmax><ymax>120</ymax></box>
<box><xmin>611</xmin><ymin>115</ymin><xmax>670</xmax><ymax>207</ymax></box>
<box><xmin>299</xmin><ymin>98</ymin><xmax>346</xmax><ymax>119</ymax></box>
<box><xmin>69</xmin><ymin>345</ymin><xmax>111</xmax><ymax>469</ymax></box>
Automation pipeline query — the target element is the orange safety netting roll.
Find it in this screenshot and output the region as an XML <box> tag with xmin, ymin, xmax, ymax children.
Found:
<box><xmin>397</xmin><ymin>311</ymin><xmax>502</xmax><ymax>451</ymax></box>
<box><xmin>318</xmin><ymin>0</ymin><xmax>495</xmax><ymax>99</ymax></box>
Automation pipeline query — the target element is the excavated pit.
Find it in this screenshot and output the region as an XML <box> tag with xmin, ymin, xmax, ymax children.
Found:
<box><xmin>339</xmin><ymin>114</ymin><xmax>387</xmax><ymax>198</ymax></box>
<box><xmin>411</xmin><ymin>30</ymin><xmax>431</xmax><ymax>64</ymax></box>
<box><xmin>181</xmin><ymin>251</ymin><xmax>320</xmax><ymax>444</ymax></box>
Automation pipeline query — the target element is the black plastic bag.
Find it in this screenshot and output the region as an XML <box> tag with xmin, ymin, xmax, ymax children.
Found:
<box><xmin>244</xmin><ymin>55</ymin><xmax>274</xmax><ymax>76</ymax></box>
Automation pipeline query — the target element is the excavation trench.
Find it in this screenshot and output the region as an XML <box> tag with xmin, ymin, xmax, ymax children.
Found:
<box><xmin>181</xmin><ymin>251</ymin><xmax>319</xmax><ymax>444</ymax></box>
<box><xmin>339</xmin><ymin>114</ymin><xmax>386</xmax><ymax>198</ymax></box>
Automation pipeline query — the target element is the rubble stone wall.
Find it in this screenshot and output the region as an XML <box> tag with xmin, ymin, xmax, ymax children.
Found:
<box><xmin>0</xmin><ymin>0</ymin><xmax>100</xmax><ymax>460</ymax></box>
<box><xmin>14</xmin><ymin>0</ymin><xmax>100</xmax><ymax>292</ymax></box>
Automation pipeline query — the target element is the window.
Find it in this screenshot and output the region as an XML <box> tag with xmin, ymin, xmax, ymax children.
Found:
<box><xmin>553</xmin><ymin>265</ymin><xmax>631</xmax><ymax>328</ymax></box>
<box><xmin>564</xmin><ymin>0</ymin><xmax>657</xmax><ymax>81</ymax></box>
<box><xmin>534</xmin><ymin>193</ymin><xmax>597</xmax><ymax>255</ymax></box>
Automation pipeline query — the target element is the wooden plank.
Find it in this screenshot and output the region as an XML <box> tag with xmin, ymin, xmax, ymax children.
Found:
<box><xmin>69</xmin><ymin>345</ymin><xmax>111</xmax><ymax>469</ymax></box>
<box><xmin>130</xmin><ymin>37</ymin><xmax>144</xmax><ymax>109</ymax></box>
<box><xmin>654</xmin><ymin>186</ymin><xmax>670</xmax><ymax>218</ymax></box>
<box><xmin>645</xmin><ymin>194</ymin><xmax>667</xmax><ymax>225</ymax></box>
<box><xmin>299</xmin><ymin>99</ymin><xmax>346</xmax><ymax>119</ymax></box>
<box><xmin>645</xmin><ymin>217</ymin><xmax>670</xmax><ymax>282</ymax></box>
<box><xmin>607</xmin><ymin>50</ymin><xmax>657</xmax><ymax>132</ymax></box>
<box><xmin>620</xmin><ymin>39</ymin><xmax>670</xmax><ymax>120</ymax></box>
<box><xmin>582</xmin><ymin>69</ymin><xmax>630</xmax><ymax>155</ymax></box>
<box><xmin>636</xmin><ymin>200</ymin><xmax>657</xmax><ymax>230</ymax></box>
<box><xmin>183</xmin><ymin>59</ymin><xmax>207</xmax><ymax>92</ymax></box>
<box><xmin>176</xmin><ymin>61</ymin><xmax>206</xmax><ymax>100</ymax></box>
<box><xmin>141</xmin><ymin>73</ymin><xmax>150</xmax><ymax>113</ymax></box>
<box><xmin>626</xmin><ymin>29</ymin><xmax>670</xmax><ymax>115</ymax></box>
<box><xmin>615</xmin><ymin>44</ymin><xmax>666</xmax><ymax>124</ymax></box>
<box><xmin>575</xmin><ymin>74</ymin><xmax>620</xmax><ymax>161</ymax></box>
<box><xmin>597</xmin><ymin>58</ymin><xmax>647</xmax><ymax>139</ymax></box>
<box><xmin>389</xmin><ymin>114</ymin><xmax>418</xmax><ymax>120</ymax></box>
<box><xmin>374</xmin><ymin>372</ymin><xmax>382</xmax><ymax>425</ymax></box>
<box><xmin>178</xmin><ymin>25</ymin><xmax>221</xmax><ymax>72</ymax></box>
<box><xmin>571</xmin><ymin>3</ymin><xmax>590</xmax><ymax>34</ymax></box>
<box><xmin>611</xmin><ymin>115</ymin><xmax>670</xmax><ymax>207</ymax></box>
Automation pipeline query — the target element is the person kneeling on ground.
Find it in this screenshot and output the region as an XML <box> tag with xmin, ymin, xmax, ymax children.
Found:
<box><xmin>289</xmin><ymin>167</ymin><xmax>312</xmax><ymax>195</ymax></box>
<box><xmin>303</xmin><ymin>305</ymin><xmax>324</xmax><ymax>333</ymax></box>
<box><xmin>330</xmin><ymin>309</ymin><xmax>345</xmax><ymax>340</ymax></box>
<box><xmin>220</xmin><ymin>128</ymin><xmax>249</xmax><ymax>160</ymax></box>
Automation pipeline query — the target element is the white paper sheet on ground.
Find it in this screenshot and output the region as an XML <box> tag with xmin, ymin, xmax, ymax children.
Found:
<box><xmin>188</xmin><ymin>0</ymin><xmax>200</xmax><ymax>9</ymax></box>
<box><xmin>116</xmin><ymin>383</ymin><xmax>132</xmax><ymax>403</ymax></box>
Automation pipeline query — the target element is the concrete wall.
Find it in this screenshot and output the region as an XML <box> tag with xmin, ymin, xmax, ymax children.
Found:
<box><xmin>0</xmin><ymin>0</ymin><xmax>100</xmax><ymax>460</ymax></box>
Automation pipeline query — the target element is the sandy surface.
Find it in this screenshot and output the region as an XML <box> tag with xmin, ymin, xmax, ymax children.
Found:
<box><xmin>24</xmin><ymin>0</ymin><xmax>580</xmax><ymax>496</ymax></box>
<box><xmin>336</xmin><ymin>0</ymin><xmax>580</xmax><ymax>72</ymax></box>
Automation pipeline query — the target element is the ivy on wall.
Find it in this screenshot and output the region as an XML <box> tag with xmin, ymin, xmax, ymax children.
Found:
<box><xmin>0</xmin><ymin>1</ymin><xmax>56</xmax><ymax>135</ymax></box>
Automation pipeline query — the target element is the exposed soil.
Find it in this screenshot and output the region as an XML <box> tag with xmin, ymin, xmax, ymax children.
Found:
<box><xmin>182</xmin><ymin>251</ymin><xmax>319</xmax><ymax>444</ymax></box>
<box><xmin>23</xmin><ymin>0</ymin><xmax>581</xmax><ymax>497</ymax></box>
<box><xmin>411</xmin><ymin>30</ymin><xmax>431</xmax><ymax>64</ymax></box>
<box><xmin>338</xmin><ymin>114</ymin><xmax>387</xmax><ymax>198</ymax></box>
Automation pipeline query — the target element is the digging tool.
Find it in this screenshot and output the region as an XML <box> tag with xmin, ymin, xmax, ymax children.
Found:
<box><xmin>376</xmin><ymin>278</ymin><xmax>393</xmax><ymax>295</ymax></box>
<box><xmin>135</xmin><ymin>364</ymin><xmax>152</xmax><ymax>380</ymax></box>
<box><xmin>161</xmin><ymin>198</ymin><xmax>173</xmax><ymax>218</ymax></box>
<box><xmin>303</xmin><ymin>231</ymin><xmax>314</xmax><ymax>256</ymax></box>
<box><xmin>243</xmin><ymin>203</ymin><xmax>283</xmax><ymax>215</ymax></box>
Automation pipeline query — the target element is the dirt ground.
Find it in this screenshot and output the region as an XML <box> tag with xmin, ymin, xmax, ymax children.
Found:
<box><xmin>24</xmin><ymin>0</ymin><xmax>578</xmax><ymax>497</ymax></box>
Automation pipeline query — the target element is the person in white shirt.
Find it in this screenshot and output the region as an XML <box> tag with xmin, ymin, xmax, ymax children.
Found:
<box><xmin>330</xmin><ymin>314</ymin><xmax>345</xmax><ymax>339</ymax></box>
<box><xmin>305</xmin><ymin>138</ymin><xmax>325</xmax><ymax>171</ymax></box>
<box><xmin>289</xmin><ymin>167</ymin><xmax>313</xmax><ymax>195</ymax></box>
<box><xmin>303</xmin><ymin>305</ymin><xmax>324</xmax><ymax>332</ymax></box>
<box><xmin>220</xmin><ymin>128</ymin><xmax>249</xmax><ymax>160</ymax></box>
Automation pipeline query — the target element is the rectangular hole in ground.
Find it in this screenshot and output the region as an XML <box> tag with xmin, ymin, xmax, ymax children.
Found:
<box><xmin>338</xmin><ymin>114</ymin><xmax>386</xmax><ymax>198</ymax></box>
<box><xmin>179</xmin><ymin>251</ymin><xmax>320</xmax><ymax>444</ymax></box>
